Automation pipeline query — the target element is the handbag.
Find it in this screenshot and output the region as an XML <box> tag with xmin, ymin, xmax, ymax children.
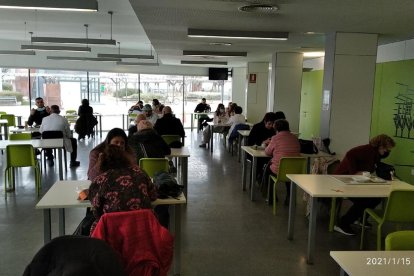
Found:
<box><xmin>299</xmin><ymin>139</ymin><xmax>319</xmax><ymax>154</ymax></box>
<box><xmin>376</xmin><ymin>162</ymin><xmax>395</xmax><ymax>180</ymax></box>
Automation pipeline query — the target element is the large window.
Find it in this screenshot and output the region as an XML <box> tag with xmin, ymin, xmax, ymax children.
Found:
<box><xmin>0</xmin><ymin>68</ymin><xmax>232</xmax><ymax>130</ymax></box>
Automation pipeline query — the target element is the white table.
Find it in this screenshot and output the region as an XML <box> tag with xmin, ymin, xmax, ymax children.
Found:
<box><xmin>0</xmin><ymin>138</ymin><xmax>64</xmax><ymax>181</ymax></box>
<box><xmin>241</xmin><ymin>145</ymin><xmax>269</xmax><ymax>201</ymax></box>
<box><xmin>168</xmin><ymin>147</ymin><xmax>190</xmax><ymax>199</ymax></box>
<box><xmin>191</xmin><ymin>112</ymin><xmax>213</xmax><ymax>132</ymax></box>
<box><xmin>286</xmin><ymin>174</ymin><xmax>414</xmax><ymax>264</ymax></box>
<box><xmin>36</xmin><ymin>180</ymin><xmax>186</xmax><ymax>275</ymax></box>
<box><xmin>238</xmin><ymin>129</ymin><xmax>250</xmax><ymax>163</ymax></box>
<box><xmin>207</xmin><ymin>122</ymin><xmax>231</xmax><ymax>153</ymax></box>
<box><xmin>330</xmin><ymin>250</ymin><xmax>414</xmax><ymax>276</ymax></box>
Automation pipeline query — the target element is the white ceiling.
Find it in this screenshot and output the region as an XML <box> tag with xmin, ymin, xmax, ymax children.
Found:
<box><xmin>0</xmin><ymin>0</ymin><xmax>414</xmax><ymax>72</ymax></box>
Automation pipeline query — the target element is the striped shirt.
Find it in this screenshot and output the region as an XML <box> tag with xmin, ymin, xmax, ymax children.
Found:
<box><xmin>265</xmin><ymin>131</ymin><xmax>301</xmax><ymax>174</ymax></box>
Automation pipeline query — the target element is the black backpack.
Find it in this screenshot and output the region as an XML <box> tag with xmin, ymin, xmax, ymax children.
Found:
<box><xmin>153</xmin><ymin>172</ymin><xmax>184</xmax><ymax>199</ymax></box>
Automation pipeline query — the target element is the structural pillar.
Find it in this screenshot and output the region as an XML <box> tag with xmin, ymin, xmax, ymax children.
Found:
<box><xmin>270</xmin><ymin>53</ymin><xmax>303</xmax><ymax>133</ymax></box>
<box><xmin>245</xmin><ymin>62</ymin><xmax>269</xmax><ymax>123</ymax></box>
<box><xmin>320</xmin><ymin>32</ymin><xmax>378</xmax><ymax>154</ymax></box>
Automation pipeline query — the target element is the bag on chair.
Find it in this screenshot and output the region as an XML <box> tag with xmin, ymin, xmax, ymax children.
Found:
<box><xmin>299</xmin><ymin>139</ymin><xmax>318</xmax><ymax>154</ymax></box>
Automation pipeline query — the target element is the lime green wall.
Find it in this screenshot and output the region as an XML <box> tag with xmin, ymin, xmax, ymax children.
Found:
<box><xmin>299</xmin><ymin>70</ymin><xmax>323</xmax><ymax>139</ymax></box>
<box><xmin>372</xmin><ymin>60</ymin><xmax>414</xmax><ymax>184</ymax></box>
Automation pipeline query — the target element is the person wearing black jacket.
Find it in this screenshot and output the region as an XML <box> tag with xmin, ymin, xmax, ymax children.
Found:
<box><xmin>154</xmin><ymin>106</ymin><xmax>185</xmax><ymax>143</ymax></box>
<box><xmin>248</xmin><ymin>112</ymin><xmax>278</xmax><ymax>146</ymax></box>
<box><xmin>194</xmin><ymin>98</ymin><xmax>212</xmax><ymax>130</ymax></box>
<box><xmin>28</xmin><ymin>97</ymin><xmax>50</xmax><ymax>126</ymax></box>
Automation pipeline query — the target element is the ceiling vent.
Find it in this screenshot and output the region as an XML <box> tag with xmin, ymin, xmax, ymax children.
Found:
<box><xmin>238</xmin><ymin>4</ymin><xmax>279</xmax><ymax>13</ymax></box>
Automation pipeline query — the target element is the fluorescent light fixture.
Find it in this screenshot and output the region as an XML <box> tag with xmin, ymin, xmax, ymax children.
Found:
<box><xmin>188</xmin><ymin>29</ymin><xmax>288</xmax><ymax>40</ymax></box>
<box><xmin>98</xmin><ymin>53</ymin><xmax>154</xmax><ymax>59</ymax></box>
<box><xmin>47</xmin><ymin>56</ymin><xmax>120</xmax><ymax>62</ymax></box>
<box><xmin>21</xmin><ymin>45</ymin><xmax>91</xmax><ymax>52</ymax></box>
<box><xmin>0</xmin><ymin>0</ymin><xmax>98</xmax><ymax>12</ymax></box>
<box><xmin>32</xmin><ymin>37</ymin><xmax>115</xmax><ymax>45</ymax></box>
<box><xmin>303</xmin><ymin>51</ymin><xmax>325</xmax><ymax>57</ymax></box>
<box><xmin>183</xmin><ymin>50</ymin><xmax>247</xmax><ymax>57</ymax></box>
<box><xmin>117</xmin><ymin>61</ymin><xmax>159</xmax><ymax>66</ymax></box>
<box><xmin>0</xmin><ymin>50</ymin><xmax>35</xmax><ymax>55</ymax></box>
<box><xmin>181</xmin><ymin>61</ymin><xmax>228</xmax><ymax>65</ymax></box>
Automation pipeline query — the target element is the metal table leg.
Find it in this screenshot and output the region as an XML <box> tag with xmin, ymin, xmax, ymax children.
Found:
<box><xmin>43</xmin><ymin>209</ymin><xmax>51</xmax><ymax>244</ymax></box>
<box><xmin>59</xmin><ymin>208</ymin><xmax>65</xmax><ymax>236</ymax></box>
<box><xmin>288</xmin><ymin>181</ymin><xmax>297</xmax><ymax>240</ymax></box>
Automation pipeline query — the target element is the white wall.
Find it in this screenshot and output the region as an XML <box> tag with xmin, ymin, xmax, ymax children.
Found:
<box><xmin>246</xmin><ymin>63</ymin><xmax>269</xmax><ymax>123</ymax></box>
<box><xmin>231</xmin><ymin>67</ymin><xmax>247</xmax><ymax>112</ymax></box>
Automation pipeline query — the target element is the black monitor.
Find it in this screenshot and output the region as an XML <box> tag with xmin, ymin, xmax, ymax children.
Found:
<box><xmin>208</xmin><ymin>68</ymin><xmax>228</xmax><ymax>80</ymax></box>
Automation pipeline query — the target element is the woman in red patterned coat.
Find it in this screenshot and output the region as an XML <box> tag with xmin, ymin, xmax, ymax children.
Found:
<box><xmin>88</xmin><ymin>144</ymin><xmax>157</xmax><ymax>234</ymax></box>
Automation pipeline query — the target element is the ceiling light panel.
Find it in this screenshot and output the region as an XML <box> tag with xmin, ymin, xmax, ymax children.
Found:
<box><xmin>117</xmin><ymin>61</ymin><xmax>159</xmax><ymax>66</ymax></box>
<box><xmin>183</xmin><ymin>50</ymin><xmax>247</xmax><ymax>57</ymax></box>
<box><xmin>188</xmin><ymin>29</ymin><xmax>288</xmax><ymax>40</ymax></box>
<box><xmin>21</xmin><ymin>45</ymin><xmax>91</xmax><ymax>52</ymax></box>
<box><xmin>32</xmin><ymin>37</ymin><xmax>116</xmax><ymax>45</ymax></box>
<box><xmin>47</xmin><ymin>56</ymin><xmax>120</xmax><ymax>62</ymax></box>
<box><xmin>0</xmin><ymin>0</ymin><xmax>98</xmax><ymax>12</ymax></box>
<box><xmin>181</xmin><ymin>61</ymin><xmax>228</xmax><ymax>65</ymax></box>
<box><xmin>97</xmin><ymin>54</ymin><xmax>154</xmax><ymax>59</ymax></box>
<box><xmin>0</xmin><ymin>50</ymin><xmax>35</xmax><ymax>55</ymax></box>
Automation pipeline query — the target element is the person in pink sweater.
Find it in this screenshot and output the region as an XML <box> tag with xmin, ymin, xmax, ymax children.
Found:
<box><xmin>265</xmin><ymin>119</ymin><xmax>301</xmax><ymax>205</ymax></box>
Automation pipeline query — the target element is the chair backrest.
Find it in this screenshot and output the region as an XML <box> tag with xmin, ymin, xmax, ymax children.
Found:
<box><xmin>41</xmin><ymin>131</ymin><xmax>63</xmax><ymax>139</ymax></box>
<box><xmin>9</xmin><ymin>133</ymin><xmax>32</xmax><ymax>140</ymax></box>
<box><xmin>277</xmin><ymin>157</ymin><xmax>307</xmax><ymax>182</ymax></box>
<box><xmin>6</xmin><ymin>144</ymin><xmax>37</xmax><ymax>167</ymax></box>
<box><xmin>139</xmin><ymin>158</ymin><xmax>169</xmax><ymax>178</ymax></box>
<box><xmin>0</xmin><ymin>111</ymin><xmax>7</xmax><ymax>115</ymax></box>
<box><xmin>65</xmin><ymin>109</ymin><xmax>77</xmax><ymax>115</ymax></box>
<box><xmin>161</xmin><ymin>135</ymin><xmax>182</xmax><ymax>147</ymax></box>
<box><xmin>383</xmin><ymin>190</ymin><xmax>414</xmax><ymax>222</ymax></box>
<box><xmin>91</xmin><ymin>209</ymin><xmax>173</xmax><ymax>276</ymax></box>
<box><xmin>385</xmin><ymin>230</ymin><xmax>414</xmax><ymax>250</ymax></box>
<box><xmin>23</xmin><ymin>235</ymin><xmax>126</xmax><ymax>276</ymax></box>
<box><xmin>229</xmin><ymin>123</ymin><xmax>250</xmax><ymax>140</ymax></box>
<box><xmin>1</xmin><ymin>114</ymin><xmax>16</xmax><ymax>127</ymax></box>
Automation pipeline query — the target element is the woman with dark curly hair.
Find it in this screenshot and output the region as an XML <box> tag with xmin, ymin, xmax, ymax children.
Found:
<box><xmin>88</xmin><ymin>144</ymin><xmax>157</xmax><ymax>234</ymax></box>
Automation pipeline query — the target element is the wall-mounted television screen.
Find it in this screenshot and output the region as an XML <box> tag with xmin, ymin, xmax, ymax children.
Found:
<box><xmin>209</xmin><ymin>67</ymin><xmax>228</xmax><ymax>80</ymax></box>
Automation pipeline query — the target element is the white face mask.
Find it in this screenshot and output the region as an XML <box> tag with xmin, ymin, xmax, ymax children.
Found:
<box><xmin>37</xmin><ymin>107</ymin><xmax>46</xmax><ymax>112</ymax></box>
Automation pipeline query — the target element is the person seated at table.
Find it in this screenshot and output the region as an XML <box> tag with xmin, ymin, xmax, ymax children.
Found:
<box><xmin>88</xmin><ymin>128</ymin><xmax>135</xmax><ymax>181</ymax></box>
<box><xmin>248</xmin><ymin>112</ymin><xmax>279</xmax><ymax>146</ymax></box>
<box><xmin>142</xmin><ymin>104</ymin><xmax>158</xmax><ymax>126</ymax></box>
<box><xmin>28</xmin><ymin>97</ymin><xmax>50</xmax><ymax>127</ymax></box>
<box><xmin>264</xmin><ymin>119</ymin><xmax>301</xmax><ymax>205</ymax></box>
<box><xmin>226</xmin><ymin>102</ymin><xmax>237</xmax><ymax>117</ymax></box>
<box><xmin>129</xmin><ymin>120</ymin><xmax>171</xmax><ymax>162</ymax></box>
<box><xmin>154</xmin><ymin>106</ymin><xmax>185</xmax><ymax>147</ymax></box>
<box><xmin>199</xmin><ymin>103</ymin><xmax>229</xmax><ymax>148</ymax></box>
<box><xmin>88</xmin><ymin>144</ymin><xmax>158</xmax><ymax>234</ymax></box>
<box><xmin>75</xmin><ymin>99</ymin><xmax>97</xmax><ymax>140</ymax></box>
<box><xmin>152</xmin><ymin>99</ymin><xmax>163</xmax><ymax>115</ymax></box>
<box><xmin>39</xmin><ymin>105</ymin><xmax>80</xmax><ymax>168</ymax></box>
<box><xmin>227</xmin><ymin>106</ymin><xmax>246</xmax><ymax>145</ymax></box>
<box><xmin>128</xmin><ymin>100</ymin><xmax>144</xmax><ymax>114</ymax></box>
<box><xmin>128</xmin><ymin>113</ymin><xmax>146</xmax><ymax>138</ymax></box>
<box><xmin>194</xmin><ymin>98</ymin><xmax>212</xmax><ymax>130</ymax></box>
<box><xmin>334</xmin><ymin>134</ymin><xmax>396</xmax><ymax>236</ymax></box>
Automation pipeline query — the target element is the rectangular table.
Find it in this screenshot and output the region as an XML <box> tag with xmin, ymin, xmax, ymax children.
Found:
<box><xmin>330</xmin><ymin>250</ymin><xmax>414</xmax><ymax>276</ymax></box>
<box><xmin>238</xmin><ymin>129</ymin><xmax>250</xmax><ymax>163</ymax></box>
<box><xmin>287</xmin><ymin>174</ymin><xmax>414</xmax><ymax>264</ymax></box>
<box><xmin>36</xmin><ymin>180</ymin><xmax>186</xmax><ymax>275</ymax></box>
<box><xmin>241</xmin><ymin>145</ymin><xmax>269</xmax><ymax>201</ymax></box>
<box><xmin>168</xmin><ymin>147</ymin><xmax>190</xmax><ymax>199</ymax></box>
<box><xmin>207</xmin><ymin>122</ymin><xmax>231</xmax><ymax>153</ymax></box>
<box><xmin>0</xmin><ymin>138</ymin><xmax>65</xmax><ymax>181</ymax></box>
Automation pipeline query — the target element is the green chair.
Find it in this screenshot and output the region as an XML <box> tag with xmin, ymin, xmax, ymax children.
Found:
<box><xmin>0</xmin><ymin>111</ymin><xmax>6</xmax><ymax>115</ymax></box>
<box><xmin>268</xmin><ymin>157</ymin><xmax>307</xmax><ymax>215</ymax></box>
<box><xmin>139</xmin><ymin>158</ymin><xmax>169</xmax><ymax>178</ymax></box>
<box><xmin>385</xmin><ymin>230</ymin><xmax>414</xmax><ymax>250</ymax></box>
<box><xmin>9</xmin><ymin>133</ymin><xmax>32</xmax><ymax>140</ymax></box>
<box><xmin>65</xmin><ymin>110</ymin><xmax>78</xmax><ymax>125</ymax></box>
<box><xmin>360</xmin><ymin>190</ymin><xmax>414</xmax><ymax>250</ymax></box>
<box><xmin>1</xmin><ymin>114</ymin><xmax>16</xmax><ymax>127</ymax></box>
<box><xmin>4</xmin><ymin>144</ymin><xmax>41</xmax><ymax>195</ymax></box>
<box><xmin>65</xmin><ymin>109</ymin><xmax>77</xmax><ymax>115</ymax></box>
<box><xmin>161</xmin><ymin>135</ymin><xmax>182</xmax><ymax>146</ymax></box>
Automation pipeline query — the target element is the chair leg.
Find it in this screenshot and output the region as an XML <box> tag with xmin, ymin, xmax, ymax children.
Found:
<box><xmin>376</xmin><ymin>225</ymin><xmax>382</xmax><ymax>250</ymax></box>
<box><xmin>329</xmin><ymin>198</ymin><xmax>337</xmax><ymax>232</ymax></box>
<box><xmin>360</xmin><ymin>211</ymin><xmax>368</xmax><ymax>249</ymax></box>
<box><xmin>273</xmin><ymin>180</ymin><xmax>278</xmax><ymax>215</ymax></box>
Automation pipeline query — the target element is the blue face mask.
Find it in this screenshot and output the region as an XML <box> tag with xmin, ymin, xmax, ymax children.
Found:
<box><xmin>37</xmin><ymin>107</ymin><xmax>46</xmax><ymax>112</ymax></box>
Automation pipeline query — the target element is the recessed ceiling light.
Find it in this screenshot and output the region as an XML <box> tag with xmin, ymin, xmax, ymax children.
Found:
<box><xmin>238</xmin><ymin>4</ymin><xmax>279</xmax><ymax>13</ymax></box>
<box><xmin>208</xmin><ymin>42</ymin><xmax>232</xmax><ymax>46</ymax></box>
<box><xmin>303</xmin><ymin>51</ymin><xmax>325</xmax><ymax>57</ymax></box>
<box><xmin>188</xmin><ymin>29</ymin><xmax>288</xmax><ymax>41</ymax></box>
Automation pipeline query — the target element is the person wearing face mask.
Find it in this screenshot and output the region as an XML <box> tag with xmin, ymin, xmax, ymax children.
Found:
<box><xmin>28</xmin><ymin>97</ymin><xmax>51</xmax><ymax>127</ymax></box>
<box><xmin>199</xmin><ymin>103</ymin><xmax>229</xmax><ymax>148</ymax></box>
<box><xmin>334</xmin><ymin>134</ymin><xmax>396</xmax><ymax>236</ymax></box>
<box><xmin>87</xmin><ymin>128</ymin><xmax>135</xmax><ymax>181</ymax></box>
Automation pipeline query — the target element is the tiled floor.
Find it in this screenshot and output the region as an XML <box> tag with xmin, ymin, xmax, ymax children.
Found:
<box><xmin>0</xmin><ymin>130</ymin><xmax>376</xmax><ymax>275</ymax></box>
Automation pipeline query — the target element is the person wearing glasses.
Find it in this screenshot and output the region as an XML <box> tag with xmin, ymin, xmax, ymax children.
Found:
<box><xmin>334</xmin><ymin>134</ymin><xmax>396</xmax><ymax>236</ymax></box>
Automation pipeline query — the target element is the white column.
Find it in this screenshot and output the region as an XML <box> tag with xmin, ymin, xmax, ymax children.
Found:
<box><xmin>270</xmin><ymin>52</ymin><xmax>303</xmax><ymax>133</ymax></box>
<box><xmin>320</xmin><ymin>32</ymin><xmax>378</xmax><ymax>154</ymax></box>
<box><xmin>231</xmin><ymin>67</ymin><xmax>247</xmax><ymax>113</ymax></box>
<box><xmin>245</xmin><ymin>62</ymin><xmax>269</xmax><ymax>123</ymax></box>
